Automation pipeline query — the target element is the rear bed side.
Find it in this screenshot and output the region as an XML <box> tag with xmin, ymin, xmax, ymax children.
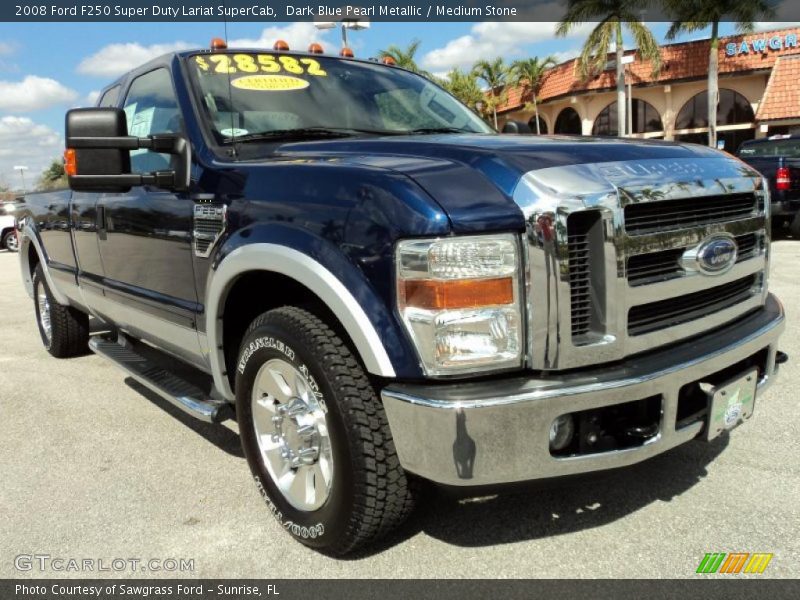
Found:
<box><xmin>17</xmin><ymin>189</ymin><xmax>80</xmax><ymax>307</ymax></box>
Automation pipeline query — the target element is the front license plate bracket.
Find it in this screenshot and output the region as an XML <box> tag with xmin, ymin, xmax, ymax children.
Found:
<box><xmin>705</xmin><ymin>368</ymin><xmax>758</xmax><ymax>442</ymax></box>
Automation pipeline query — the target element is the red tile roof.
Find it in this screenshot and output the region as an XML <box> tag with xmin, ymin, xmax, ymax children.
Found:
<box><xmin>755</xmin><ymin>54</ymin><xmax>800</xmax><ymax>121</ymax></box>
<box><xmin>496</xmin><ymin>26</ymin><xmax>800</xmax><ymax>114</ymax></box>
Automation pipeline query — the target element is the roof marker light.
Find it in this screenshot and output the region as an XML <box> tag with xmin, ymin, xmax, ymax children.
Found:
<box><xmin>340</xmin><ymin>47</ymin><xmax>354</xmax><ymax>58</ymax></box>
<box><xmin>382</xmin><ymin>56</ymin><xmax>396</xmax><ymax>66</ymax></box>
<box><xmin>274</xmin><ymin>40</ymin><xmax>290</xmax><ymax>51</ymax></box>
<box><xmin>308</xmin><ymin>43</ymin><xmax>324</xmax><ymax>54</ymax></box>
<box><xmin>210</xmin><ymin>37</ymin><xmax>227</xmax><ymax>51</ymax></box>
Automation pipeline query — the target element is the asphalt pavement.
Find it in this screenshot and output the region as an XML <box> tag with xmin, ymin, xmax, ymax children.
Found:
<box><xmin>1</xmin><ymin>239</ymin><xmax>798</xmax><ymax>579</ymax></box>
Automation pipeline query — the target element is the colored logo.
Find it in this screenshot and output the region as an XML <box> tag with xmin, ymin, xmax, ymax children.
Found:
<box><xmin>696</xmin><ymin>553</ymin><xmax>773</xmax><ymax>574</ymax></box>
<box><xmin>689</xmin><ymin>235</ymin><xmax>738</xmax><ymax>275</ymax></box>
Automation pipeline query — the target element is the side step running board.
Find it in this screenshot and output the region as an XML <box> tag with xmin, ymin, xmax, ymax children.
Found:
<box><xmin>89</xmin><ymin>336</ymin><xmax>232</xmax><ymax>423</ymax></box>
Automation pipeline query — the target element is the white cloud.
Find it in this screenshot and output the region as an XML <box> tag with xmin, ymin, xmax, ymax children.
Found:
<box><xmin>77</xmin><ymin>42</ymin><xmax>193</xmax><ymax>77</ymax></box>
<box><xmin>228</xmin><ymin>22</ymin><xmax>330</xmax><ymax>50</ymax></box>
<box><xmin>0</xmin><ymin>41</ymin><xmax>16</xmax><ymax>56</ymax></box>
<box><xmin>551</xmin><ymin>47</ymin><xmax>582</xmax><ymax>64</ymax></box>
<box><xmin>422</xmin><ymin>21</ymin><xmax>595</xmax><ymax>73</ymax></box>
<box><xmin>0</xmin><ymin>75</ymin><xmax>78</xmax><ymax>112</ymax></box>
<box><xmin>753</xmin><ymin>22</ymin><xmax>800</xmax><ymax>33</ymax></box>
<box><xmin>86</xmin><ymin>90</ymin><xmax>101</xmax><ymax>106</ymax></box>
<box><xmin>0</xmin><ymin>116</ymin><xmax>63</xmax><ymax>187</ymax></box>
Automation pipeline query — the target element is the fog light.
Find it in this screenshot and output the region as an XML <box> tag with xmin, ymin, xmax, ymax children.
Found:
<box><xmin>549</xmin><ymin>414</ymin><xmax>575</xmax><ymax>451</ymax></box>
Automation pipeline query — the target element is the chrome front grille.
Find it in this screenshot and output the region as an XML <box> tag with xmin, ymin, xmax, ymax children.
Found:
<box><xmin>626</xmin><ymin>232</ymin><xmax>762</xmax><ymax>287</ymax></box>
<box><xmin>624</xmin><ymin>193</ymin><xmax>761</xmax><ymax>235</ymax></box>
<box><xmin>628</xmin><ymin>274</ymin><xmax>759</xmax><ymax>336</ymax></box>
<box><xmin>517</xmin><ymin>155</ymin><xmax>769</xmax><ymax>372</ymax></box>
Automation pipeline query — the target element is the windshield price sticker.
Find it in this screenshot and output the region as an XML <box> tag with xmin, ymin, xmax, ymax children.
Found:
<box><xmin>194</xmin><ymin>54</ymin><xmax>327</xmax><ymax>77</ymax></box>
<box><xmin>231</xmin><ymin>75</ymin><xmax>311</xmax><ymax>92</ymax></box>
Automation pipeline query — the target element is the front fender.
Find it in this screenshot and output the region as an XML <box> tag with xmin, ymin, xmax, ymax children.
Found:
<box><xmin>205</xmin><ymin>224</ymin><xmax>423</xmax><ymax>400</ymax></box>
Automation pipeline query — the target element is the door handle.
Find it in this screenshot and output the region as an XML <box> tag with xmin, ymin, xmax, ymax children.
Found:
<box><xmin>97</xmin><ymin>205</ymin><xmax>107</xmax><ymax>241</ymax></box>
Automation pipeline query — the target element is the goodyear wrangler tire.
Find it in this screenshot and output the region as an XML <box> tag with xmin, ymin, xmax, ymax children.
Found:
<box><xmin>32</xmin><ymin>264</ymin><xmax>89</xmax><ymax>358</ymax></box>
<box><xmin>235</xmin><ymin>306</ymin><xmax>416</xmax><ymax>555</ymax></box>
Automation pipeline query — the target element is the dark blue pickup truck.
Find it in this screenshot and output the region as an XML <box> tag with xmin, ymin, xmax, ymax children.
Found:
<box><xmin>737</xmin><ymin>135</ymin><xmax>800</xmax><ymax>236</ymax></box>
<box><xmin>17</xmin><ymin>41</ymin><xmax>786</xmax><ymax>554</ymax></box>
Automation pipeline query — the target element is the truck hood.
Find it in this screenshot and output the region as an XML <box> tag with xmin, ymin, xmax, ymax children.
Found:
<box><xmin>275</xmin><ymin>134</ymin><xmax>755</xmax><ymax>233</ymax></box>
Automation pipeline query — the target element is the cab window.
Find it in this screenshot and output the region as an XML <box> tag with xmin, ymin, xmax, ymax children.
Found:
<box><xmin>122</xmin><ymin>68</ymin><xmax>184</xmax><ymax>174</ymax></box>
<box><xmin>97</xmin><ymin>85</ymin><xmax>120</xmax><ymax>108</ymax></box>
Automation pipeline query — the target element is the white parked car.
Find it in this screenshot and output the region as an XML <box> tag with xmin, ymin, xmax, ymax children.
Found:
<box><xmin>1</xmin><ymin>202</ymin><xmax>19</xmax><ymax>252</ymax></box>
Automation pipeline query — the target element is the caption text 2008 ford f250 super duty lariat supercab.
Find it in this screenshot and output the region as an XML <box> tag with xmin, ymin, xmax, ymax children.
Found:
<box><xmin>18</xmin><ymin>40</ymin><xmax>787</xmax><ymax>555</ymax></box>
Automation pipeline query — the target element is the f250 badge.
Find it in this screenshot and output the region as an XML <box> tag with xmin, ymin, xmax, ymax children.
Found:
<box><xmin>682</xmin><ymin>235</ymin><xmax>738</xmax><ymax>275</ymax></box>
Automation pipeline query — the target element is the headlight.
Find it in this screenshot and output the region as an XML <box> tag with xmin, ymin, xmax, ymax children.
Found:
<box><xmin>396</xmin><ymin>233</ymin><xmax>523</xmax><ymax>376</ymax></box>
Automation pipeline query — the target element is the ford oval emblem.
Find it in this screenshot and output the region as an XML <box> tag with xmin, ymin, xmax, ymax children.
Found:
<box><xmin>694</xmin><ymin>236</ymin><xmax>738</xmax><ymax>274</ymax></box>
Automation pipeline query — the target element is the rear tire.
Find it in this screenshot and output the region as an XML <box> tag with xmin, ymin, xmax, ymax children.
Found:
<box><xmin>33</xmin><ymin>264</ymin><xmax>89</xmax><ymax>358</ymax></box>
<box><xmin>235</xmin><ymin>306</ymin><xmax>416</xmax><ymax>555</ymax></box>
<box><xmin>789</xmin><ymin>213</ymin><xmax>800</xmax><ymax>239</ymax></box>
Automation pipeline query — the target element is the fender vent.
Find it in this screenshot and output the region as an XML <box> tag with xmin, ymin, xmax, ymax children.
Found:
<box><xmin>567</xmin><ymin>211</ymin><xmax>603</xmax><ymax>341</ymax></box>
<box><xmin>193</xmin><ymin>203</ymin><xmax>226</xmax><ymax>258</ymax></box>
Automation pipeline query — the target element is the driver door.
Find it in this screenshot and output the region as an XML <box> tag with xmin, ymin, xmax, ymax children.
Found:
<box><xmin>95</xmin><ymin>67</ymin><xmax>203</xmax><ymax>367</ymax></box>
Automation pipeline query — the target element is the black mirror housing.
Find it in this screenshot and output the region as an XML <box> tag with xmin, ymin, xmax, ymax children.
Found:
<box><xmin>65</xmin><ymin>107</ymin><xmax>191</xmax><ymax>193</ymax></box>
<box><xmin>66</xmin><ymin>108</ymin><xmax>132</xmax><ymax>193</ymax></box>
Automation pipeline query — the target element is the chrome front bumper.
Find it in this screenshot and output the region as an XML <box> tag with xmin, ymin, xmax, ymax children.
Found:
<box><xmin>381</xmin><ymin>294</ymin><xmax>785</xmax><ymax>487</ymax></box>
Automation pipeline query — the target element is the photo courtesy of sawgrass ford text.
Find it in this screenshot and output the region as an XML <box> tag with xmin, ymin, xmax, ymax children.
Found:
<box><xmin>1</xmin><ymin>0</ymin><xmax>799</xmax><ymax>598</ymax></box>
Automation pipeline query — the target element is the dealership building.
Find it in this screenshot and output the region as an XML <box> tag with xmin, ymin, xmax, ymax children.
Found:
<box><xmin>498</xmin><ymin>26</ymin><xmax>800</xmax><ymax>152</ymax></box>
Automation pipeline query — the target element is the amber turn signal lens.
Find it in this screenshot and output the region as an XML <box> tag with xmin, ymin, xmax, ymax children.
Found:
<box><xmin>382</xmin><ymin>56</ymin><xmax>396</xmax><ymax>66</ymax></box>
<box><xmin>63</xmin><ymin>149</ymin><xmax>77</xmax><ymax>177</ymax></box>
<box><xmin>274</xmin><ymin>39</ymin><xmax>290</xmax><ymax>51</ymax></box>
<box><xmin>402</xmin><ymin>277</ymin><xmax>514</xmax><ymax>310</ymax></box>
<box><xmin>210</xmin><ymin>37</ymin><xmax>227</xmax><ymax>51</ymax></box>
<box><xmin>340</xmin><ymin>47</ymin><xmax>354</xmax><ymax>58</ymax></box>
<box><xmin>308</xmin><ymin>43</ymin><xmax>324</xmax><ymax>54</ymax></box>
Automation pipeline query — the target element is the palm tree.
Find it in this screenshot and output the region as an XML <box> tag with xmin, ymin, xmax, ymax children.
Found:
<box><xmin>664</xmin><ymin>0</ymin><xmax>775</xmax><ymax>148</ymax></box>
<box><xmin>442</xmin><ymin>68</ymin><xmax>484</xmax><ymax>112</ymax></box>
<box><xmin>557</xmin><ymin>0</ymin><xmax>661</xmax><ymax>137</ymax></box>
<box><xmin>510</xmin><ymin>56</ymin><xmax>557</xmax><ymax>134</ymax></box>
<box><xmin>473</xmin><ymin>58</ymin><xmax>508</xmax><ymax>129</ymax></box>
<box><xmin>378</xmin><ymin>39</ymin><xmax>428</xmax><ymax>75</ymax></box>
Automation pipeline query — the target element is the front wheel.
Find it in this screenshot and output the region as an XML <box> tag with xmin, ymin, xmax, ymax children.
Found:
<box><xmin>235</xmin><ymin>306</ymin><xmax>416</xmax><ymax>555</ymax></box>
<box><xmin>2</xmin><ymin>230</ymin><xmax>18</xmax><ymax>252</ymax></box>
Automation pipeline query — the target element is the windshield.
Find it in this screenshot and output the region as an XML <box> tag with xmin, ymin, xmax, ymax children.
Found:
<box><xmin>186</xmin><ymin>52</ymin><xmax>493</xmax><ymax>143</ymax></box>
<box><xmin>738</xmin><ymin>138</ymin><xmax>800</xmax><ymax>158</ymax></box>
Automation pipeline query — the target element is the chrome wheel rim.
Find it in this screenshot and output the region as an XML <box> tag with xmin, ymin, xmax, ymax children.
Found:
<box><xmin>251</xmin><ymin>358</ymin><xmax>333</xmax><ymax>511</ymax></box>
<box><xmin>6</xmin><ymin>233</ymin><xmax>18</xmax><ymax>252</ymax></box>
<box><xmin>37</xmin><ymin>288</ymin><xmax>52</xmax><ymax>343</ymax></box>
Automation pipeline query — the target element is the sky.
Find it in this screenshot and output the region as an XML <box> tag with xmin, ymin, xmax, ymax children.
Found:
<box><xmin>0</xmin><ymin>19</ymin><xmax>787</xmax><ymax>189</ymax></box>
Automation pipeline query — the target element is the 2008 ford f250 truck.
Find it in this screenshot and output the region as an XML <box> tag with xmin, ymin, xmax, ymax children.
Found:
<box><xmin>18</xmin><ymin>41</ymin><xmax>786</xmax><ymax>555</ymax></box>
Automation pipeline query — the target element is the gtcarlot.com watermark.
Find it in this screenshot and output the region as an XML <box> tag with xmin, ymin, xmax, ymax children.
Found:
<box><xmin>14</xmin><ymin>554</ymin><xmax>195</xmax><ymax>573</ymax></box>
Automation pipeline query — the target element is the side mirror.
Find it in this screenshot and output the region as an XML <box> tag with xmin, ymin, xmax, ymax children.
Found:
<box><xmin>501</xmin><ymin>120</ymin><xmax>532</xmax><ymax>135</ymax></box>
<box><xmin>65</xmin><ymin>107</ymin><xmax>190</xmax><ymax>193</ymax></box>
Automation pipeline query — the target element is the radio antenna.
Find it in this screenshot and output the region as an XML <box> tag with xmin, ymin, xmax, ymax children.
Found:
<box><xmin>222</xmin><ymin>0</ymin><xmax>238</xmax><ymax>157</ymax></box>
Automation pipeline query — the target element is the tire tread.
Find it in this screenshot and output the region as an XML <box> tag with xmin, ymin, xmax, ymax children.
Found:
<box><xmin>34</xmin><ymin>265</ymin><xmax>89</xmax><ymax>358</ymax></box>
<box><xmin>243</xmin><ymin>306</ymin><xmax>416</xmax><ymax>555</ymax></box>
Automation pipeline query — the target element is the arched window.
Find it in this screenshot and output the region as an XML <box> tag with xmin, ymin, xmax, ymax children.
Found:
<box><xmin>675</xmin><ymin>89</ymin><xmax>754</xmax><ymax>130</ymax></box>
<box><xmin>554</xmin><ymin>107</ymin><xmax>581</xmax><ymax>134</ymax></box>
<box><xmin>528</xmin><ymin>115</ymin><xmax>548</xmax><ymax>134</ymax></box>
<box><xmin>592</xmin><ymin>99</ymin><xmax>663</xmax><ymax>136</ymax></box>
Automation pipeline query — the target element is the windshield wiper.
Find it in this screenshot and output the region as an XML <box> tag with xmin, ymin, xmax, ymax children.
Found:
<box><xmin>405</xmin><ymin>127</ymin><xmax>469</xmax><ymax>135</ymax></box>
<box><xmin>225</xmin><ymin>127</ymin><xmax>394</xmax><ymax>143</ymax></box>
